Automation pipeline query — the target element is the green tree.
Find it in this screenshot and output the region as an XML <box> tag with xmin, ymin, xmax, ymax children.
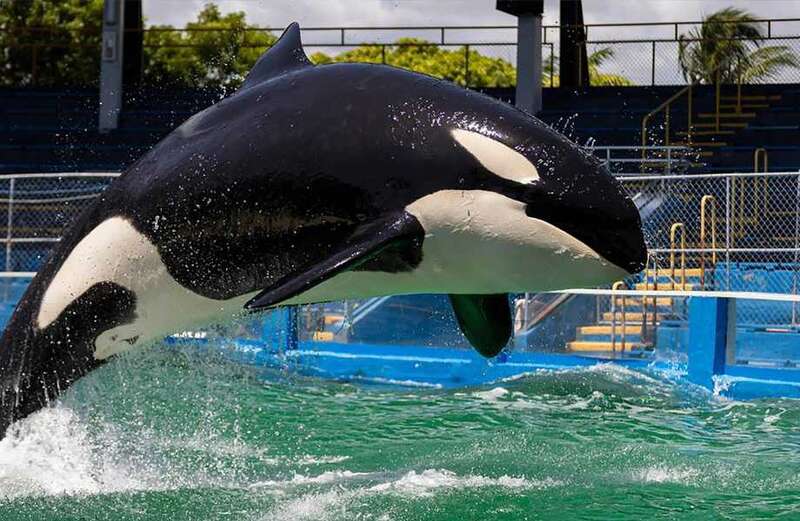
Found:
<box><xmin>0</xmin><ymin>0</ymin><xmax>104</xmax><ymax>86</ymax></box>
<box><xmin>142</xmin><ymin>4</ymin><xmax>276</xmax><ymax>89</ymax></box>
<box><xmin>311</xmin><ymin>38</ymin><xmax>516</xmax><ymax>88</ymax></box>
<box><xmin>542</xmin><ymin>47</ymin><xmax>632</xmax><ymax>87</ymax></box>
<box><xmin>678</xmin><ymin>7</ymin><xmax>799</xmax><ymax>84</ymax></box>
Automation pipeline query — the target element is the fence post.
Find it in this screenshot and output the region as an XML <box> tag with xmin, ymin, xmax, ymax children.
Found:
<box><xmin>650</xmin><ymin>41</ymin><xmax>656</xmax><ymax>86</ymax></box>
<box><xmin>793</xmin><ymin>172</ymin><xmax>800</xmax><ymax>325</ymax></box>
<box><xmin>725</xmin><ymin>175</ymin><xmax>732</xmax><ymax>290</ymax></box>
<box><xmin>5</xmin><ymin>178</ymin><xmax>14</xmax><ymax>272</ymax></box>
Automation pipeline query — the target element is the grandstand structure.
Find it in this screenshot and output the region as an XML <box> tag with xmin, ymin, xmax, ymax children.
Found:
<box><xmin>1</xmin><ymin>13</ymin><xmax>799</xmax><ymax>397</ymax></box>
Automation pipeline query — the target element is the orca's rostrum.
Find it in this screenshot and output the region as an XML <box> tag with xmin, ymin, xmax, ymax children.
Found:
<box><xmin>0</xmin><ymin>23</ymin><xmax>646</xmax><ymax>437</ymax></box>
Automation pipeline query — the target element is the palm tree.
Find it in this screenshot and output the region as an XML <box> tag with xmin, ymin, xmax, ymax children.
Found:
<box><xmin>542</xmin><ymin>47</ymin><xmax>632</xmax><ymax>87</ymax></box>
<box><xmin>678</xmin><ymin>7</ymin><xmax>799</xmax><ymax>84</ymax></box>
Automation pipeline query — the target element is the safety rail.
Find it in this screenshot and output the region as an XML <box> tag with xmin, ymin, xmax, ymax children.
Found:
<box><xmin>610</xmin><ymin>281</ymin><xmax>627</xmax><ymax>353</ymax></box>
<box><xmin>731</xmin><ymin>151</ymin><xmax>770</xmax><ymax>246</ymax></box>
<box><xmin>699</xmin><ymin>195</ymin><xmax>717</xmax><ymax>289</ymax></box>
<box><xmin>642</xmin><ymin>84</ymin><xmax>693</xmax><ymax>151</ymax></box>
<box><xmin>669</xmin><ymin>223</ymin><xmax>687</xmax><ymax>292</ymax></box>
<box><xmin>594</xmin><ymin>146</ymin><xmax>691</xmax><ymax>175</ymax></box>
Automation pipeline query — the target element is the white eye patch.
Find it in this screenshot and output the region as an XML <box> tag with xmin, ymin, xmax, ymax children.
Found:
<box><xmin>451</xmin><ymin>128</ymin><xmax>540</xmax><ymax>184</ymax></box>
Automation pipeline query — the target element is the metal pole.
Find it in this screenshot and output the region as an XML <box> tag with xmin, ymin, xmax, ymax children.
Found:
<box><xmin>514</xmin><ymin>13</ymin><xmax>542</xmax><ymax>114</ymax></box>
<box><xmin>4</xmin><ymin>179</ymin><xmax>14</xmax><ymax>272</ymax></box>
<box><xmin>99</xmin><ymin>0</ymin><xmax>125</xmax><ymax>132</ymax></box>
<box><xmin>725</xmin><ymin>175</ymin><xmax>732</xmax><ymax>290</ymax></box>
<box><xmin>793</xmin><ymin>172</ymin><xmax>800</xmax><ymax>325</ymax></box>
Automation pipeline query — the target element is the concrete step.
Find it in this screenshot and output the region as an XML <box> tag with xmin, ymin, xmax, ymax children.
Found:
<box><xmin>697</xmin><ymin>112</ymin><xmax>756</xmax><ymax>118</ymax></box>
<box><xmin>645</xmin><ymin>268</ymin><xmax>704</xmax><ymax>278</ymax></box>
<box><xmin>578</xmin><ymin>324</ymin><xmax>642</xmax><ymax>335</ymax></box>
<box><xmin>677</xmin><ymin>130</ymin><xmax>736</xmax><ymax>136</ymax></box>
<box><xmin>613</xmin><ymin>296</ymin><xmax>674</xmax><ymax>307</ymax></box>
<box><xmin>719</xmin><ymin>103</ymin><xmax>769</xmax><ymax>109</ymax></box>
<box><xmin>693</xmin><ymin>122</ymin><xmax>748</xmax><ymax>128</ymax></box>
<box><xmin>567</xmin><ymin>341</ymin><xmax>646</xmax><ymax>352</ymax></box>
<box><xmin>601</xmin><ymin>311</ymin><xmax>672</xmax><ymax>322</ymax></box>
<box><xmin>634</xmin><ymin>282</ymin><xmax>695</xmax><ymax>291</ymax></box>
<box><xmin>720</xmin><ymin>95</ymin><xmax>780</xmax><ymax>101</ymax></box>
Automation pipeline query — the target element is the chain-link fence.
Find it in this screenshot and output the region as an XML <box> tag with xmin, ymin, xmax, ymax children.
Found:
<box><xmin>0</xmin><ymin>173</ymin><xmax>118</xmax><ymax>272</ymax></box>
<box><xmin>618</xmin><ymin>170</ymin><xmax>800</xmax><ymax>326</ymax></box>
<box><xmin>3</xmin><ymin>19</ymin><xmax>800</xmax><ymax>88</ymax></box>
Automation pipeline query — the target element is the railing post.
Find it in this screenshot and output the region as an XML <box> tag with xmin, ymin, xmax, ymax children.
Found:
<box><xmin>5</xmin><ymin>178</ymin><xmax>14</xmax><ymax>272</ymax></box>
<box><xmin>651</xmin><ymin>41</ymin><xmax>656</xmax><ymax>86</ymax></box>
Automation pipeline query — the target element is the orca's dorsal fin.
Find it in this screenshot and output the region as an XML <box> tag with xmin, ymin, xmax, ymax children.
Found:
<box><xmin>239</xmin><ymin>22</ymin><xmax>312</xmax><ymax>92</ymax></box>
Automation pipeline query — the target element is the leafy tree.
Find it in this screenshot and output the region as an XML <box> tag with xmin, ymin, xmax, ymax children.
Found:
<box><xmin>542</xmin><ymin>47</ymin><xmax>632</xmax><ymax>87</ymax></box>
<box><xmin>142</xmin><ymin>4</ymin><xmax>276</xmax><ymax>89</ymax></box>
<box><xmin>310</xmin><ymin>38</ymin><xmax>516</xmax><ymax>88</ymax></box>
<box><xmin>678</xmin><ymin>7</ymin><xmax>799</xmax><ymax>84</ymax></box>
<box><xmin>0</xmin><ymin>0</ymin><xmax>104</xmax><ymax>86</ymax></box>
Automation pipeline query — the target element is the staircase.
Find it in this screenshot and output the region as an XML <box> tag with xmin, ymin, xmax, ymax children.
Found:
<box><xmin>567</xmin><ymin>268</ymin><xmax>703</xmax><ymax>356</ymax></box>
<box><xmin>674</xmin><ymin>92</ymin><xmax>782</xmax><ymax>165</ymax></box>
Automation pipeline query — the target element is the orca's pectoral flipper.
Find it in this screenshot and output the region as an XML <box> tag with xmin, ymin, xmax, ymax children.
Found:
<box><xmin>449</xmin><ymin>294</ymin><xmax>511</xmax><ymax>358</ymax></box>
<box><xmin>245</xmin><ymin>212</ymin><xmax>425</xmax><ymax>310</ymax></box>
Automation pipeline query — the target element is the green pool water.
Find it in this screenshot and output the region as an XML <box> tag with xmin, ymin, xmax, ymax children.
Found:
<box><xmin>1</xmin><ymin>344</ymin><xmax>799</xmax><ymax>520</ymax></box>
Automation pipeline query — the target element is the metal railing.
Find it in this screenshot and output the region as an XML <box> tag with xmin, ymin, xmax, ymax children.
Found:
<box><xmin>699</xmin><ymin>195</ymin><xmax>717</xmax><ymax>288</ymax></box>
<box><xmin>0</xmin><ymin>173</ymin><xmax>119</xmax><ymax>272</ymax></box>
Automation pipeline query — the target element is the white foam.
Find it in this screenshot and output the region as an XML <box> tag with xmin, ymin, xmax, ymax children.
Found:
<box><xmin>0</xmin><ymin>407</ymin><xmax>151</xmax><ymax>498</ymax></box>
<box><xmin>368</xmin><ymin>469</ymin><xmax>549</xmax><ymax>497</ymax></box>
<box><xmin>471</xmin><ymin>387</ymin><xmax>510</xmax><ymax>401</ymax></box>
<box><xmin>634</xmin><ymin>466</ymin><xmax>699</xmax><ymax>484</ymax></box>
<box><xmin>257</xmin><ymin>468</ymin><xmax>561</xmax><ymax>520</ymax></box>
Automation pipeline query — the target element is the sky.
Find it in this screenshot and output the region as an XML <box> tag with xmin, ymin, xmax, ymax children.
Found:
<box><xmin>143</xmin><ymin>0</ymin><xmax>800</xmax><ymax>30</ymax></box>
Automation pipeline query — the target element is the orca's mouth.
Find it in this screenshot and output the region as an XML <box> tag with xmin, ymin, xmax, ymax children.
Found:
<box><xmin>525</xmin><ymin>204</ymin><xmax>647</xmax><ymax>275</ymax></box>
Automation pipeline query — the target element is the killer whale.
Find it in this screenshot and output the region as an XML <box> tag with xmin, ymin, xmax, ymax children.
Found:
<box><xmin>0</xmin><ymin>23</ymin><xmax>646</xmax><ymax>437</ymax></box>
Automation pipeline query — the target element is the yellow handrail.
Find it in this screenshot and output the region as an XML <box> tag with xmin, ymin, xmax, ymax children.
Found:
<box><xmin>754</xmin><ymin>147</ymin><xmax>768</xmax><ymax>173</ymax></box>
<box><xmin>641</xmin><ymin>84</ymin><xmax>693</xmax><ymax>160</ymax></box>
<box><xmin>733</xmin><ymin>148</ymin><xmax>770</xmax><ymax>243</ymax></box>
<box><xmin>611</xmin><ymin>280</ymin><xmax>626</xmax><ymax>353</ymax></box>
<box><xmin>669</xmin><ymin>222</ymin><xmax>686</xmax><ymax>291</ymax></box>
<box><xmin>699</xmin><ymin>195</ymin><xmax>717</xmax><ymax>288</ymax></box>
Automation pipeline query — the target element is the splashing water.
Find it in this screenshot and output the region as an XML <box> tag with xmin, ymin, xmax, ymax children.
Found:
<box><xmin>1</xmin><ymin>342</ymin><xmax>799</xmax><ymax>520</ymax></box>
